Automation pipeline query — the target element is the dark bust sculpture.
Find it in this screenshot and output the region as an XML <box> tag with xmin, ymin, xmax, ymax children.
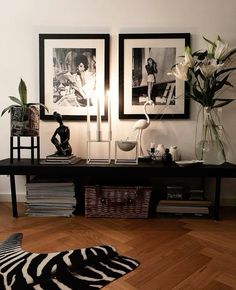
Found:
<box><xmin>51</xmin><ymin>111</ymin><xmax>72</xmax><ymax>156</ymax></box>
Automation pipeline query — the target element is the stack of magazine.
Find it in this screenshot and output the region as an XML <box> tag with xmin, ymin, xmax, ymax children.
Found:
<box><xmin>25</xmin><ymin>178</ymin><xmax>77</xmax><ymax>217</ymax></box>
<box><xmin>40</xmin><ymin>154</ymin><xmax>81</xmax><ymax>165</ymax></box>
<box><xmin>156</xmin><ymin>200</ymin><xmax>212</xmax><ymax>215</ymax></box>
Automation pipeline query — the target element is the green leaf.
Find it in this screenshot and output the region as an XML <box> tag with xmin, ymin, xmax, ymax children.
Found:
<box><xmin>224</xmin><ymin>80</ymin><xmax>234</xmax><ymax>87</ymax></box>
<box><xmin>212</xmin><ymin>99</ymin><xmax>234</xmax><ymax>108</ymax></box>
<box><xmin>197</xmin><ymin>50</ymin><xmax>208</xmax><ymax>60</ymax></box>
<box><xmin>203</xmin><ymin>36</ymin><xmax>216</xmax><ymax>47</ymax></box>
<box><xmin>212</xmin><ymin>74</ymin><xmax>230</xmax><ymax>93</ymax></box>
<box><xmin>1</xmin><ymin>105</ymin><xmax>16</xmax><ymax>116</ymax></box>
<box><xmin>28</xmin><ymin>103</ymin><xmax>49</xmax><ymax>112</ymax></box>
<box><xmin>9</xmin><ymin>96</ymin><xmax>24</xmax><ymax>106</ymax></box>
<box><xmin>18</xmin><ymin>78</ymin><xmax>27</xmax><ymax>104</ymax></box>
<box><xmin>221</xmin><ymin>47</ymin><xmax>236</xmax><ymax>61</ymax></box>
<box><xmin>192</xmin><ymin>86</ymin><xmax>205</xmax><ymax>105</ymax></box>
<box><xmin>215</xmin><ymin>67</ymin><xmax>236</xmax><ymax>77</ymax></box>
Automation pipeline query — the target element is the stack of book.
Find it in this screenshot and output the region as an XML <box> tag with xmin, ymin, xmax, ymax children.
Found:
<box><xmin>40</xmin><ymin>154</ymin><xmax>81</xmax><ymax>164</ymax></box>
<box><xmin>156</xmin><ymin>200</ymin><xmax>212</xmax><ymax>215</ymax></box>
<box><xmin>25</xmin><ymin>179</ymin><xmax>77</xmax><ymax>217</ymax></box>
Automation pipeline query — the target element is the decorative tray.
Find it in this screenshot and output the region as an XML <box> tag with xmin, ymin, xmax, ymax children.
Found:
<box><xmin>175</xmin><ymin>160</ymin><xmax>205</xmax><ymax>167</ymax></box>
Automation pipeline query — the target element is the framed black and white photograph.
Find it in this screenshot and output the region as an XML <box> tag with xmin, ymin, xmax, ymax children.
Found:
<box><xmin>39</xmin><ymin>34</ymin><xmax>109</xmax><ymax>120</ymax></box>
<box><xmin>119</xmin><ymin>33</ymin><xmax>190</xmax><ymax>119</ymax></box>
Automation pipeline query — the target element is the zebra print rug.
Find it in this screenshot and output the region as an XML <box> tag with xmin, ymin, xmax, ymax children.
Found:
<box><xmin>0</xmin><ymin>233</ymin><xmax>139</xmax><ymax>290</ymax></box>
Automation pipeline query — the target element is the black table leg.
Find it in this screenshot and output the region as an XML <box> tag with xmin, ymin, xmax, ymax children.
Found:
<box><xmin>214</xmin><ymin>176</ymin><xmax>221</xmax><ymax>221</ymax></box>
<box><xmin>10</xmin><ymin>174</ymin><xmax>18</xmax><ymax>217</ymax></box>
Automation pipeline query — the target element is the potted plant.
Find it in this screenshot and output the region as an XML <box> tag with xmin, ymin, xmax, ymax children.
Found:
<box><xmin>1</xmin><ymin>79</ymin><xmax>48</xmax><ymax>136</ymax></box>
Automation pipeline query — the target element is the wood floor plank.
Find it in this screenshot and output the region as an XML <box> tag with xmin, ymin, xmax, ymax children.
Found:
<box><xmin>216</xmin><ymin>273</ymin><xmax>236</xmax><ymax>289</ymax></box>
<box><xmin>0</xmin><ymin>203</ymin><xmax>236</xmax><ymax>289</ymax></box>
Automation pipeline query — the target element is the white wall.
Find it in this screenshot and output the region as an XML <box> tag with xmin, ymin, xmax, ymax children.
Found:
<box><xmin>0</xmin><ymin>0</ymin><xmax>236</xmax><ymax>204</ymax></box>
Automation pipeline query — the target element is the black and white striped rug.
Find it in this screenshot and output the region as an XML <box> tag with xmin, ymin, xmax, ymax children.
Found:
<box><xmin>0</xmin><ymin>233</ymin><xmax>139</xmax><ymax>289</ymax></box>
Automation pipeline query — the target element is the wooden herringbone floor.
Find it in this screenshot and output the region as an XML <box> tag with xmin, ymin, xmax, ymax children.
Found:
<box><xmin>0</xmin><ymin>203</ymin><xmax>236</xmax><ymax>290</ymax></box>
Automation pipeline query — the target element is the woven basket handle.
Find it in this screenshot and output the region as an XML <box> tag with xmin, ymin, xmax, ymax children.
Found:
<box><xmin>95</xmin><ymin>185</ymin><xmax>140</xmax><ymax>206</ymax></box>
<box><xmin>100</xmin><ymin>197</ymin><xmax>135</xmax><ymax>206</ymax></box>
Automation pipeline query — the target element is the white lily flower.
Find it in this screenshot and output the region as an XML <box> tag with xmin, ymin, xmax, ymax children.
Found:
<box><xmin>168</xmin><ymin>62</ymin><xmax>189</xmax><ymax>81</ymax></box>
<box><xmin>184</xmin><ymin>47</ymin><xmax>195</xmax><ymax>68</ymax></box>
<box><xmin>198</xmin><ymin>59</ymin><xmax>224</xmax><ymax>77</ymax></box>
<box><xmin>214</xmin><ymin>39</ymin><xmax>229</xmax><ymax>60</ymax></box>
<box><xmin>207</xmin><ymin>42</ymin><xmax>215</xmax><ymax>58</ymax></box>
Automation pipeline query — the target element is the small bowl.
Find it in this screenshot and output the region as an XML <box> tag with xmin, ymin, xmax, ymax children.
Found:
<box><xmin>117</xmin><ymin>141</ymin><xmax>136</xmax><ymax>151</ymax></box>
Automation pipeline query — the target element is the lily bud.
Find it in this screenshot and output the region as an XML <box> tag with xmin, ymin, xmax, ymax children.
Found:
<box><xmin>184</xmin><ymin>46</ymin><xmax>195</xmax><ymax>68</ymax></box>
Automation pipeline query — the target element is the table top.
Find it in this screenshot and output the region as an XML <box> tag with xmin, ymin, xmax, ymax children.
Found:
<box><xmin>0</xmin><ymin>158</ymin><xmax>236</xmax><ymax>178</ymax></box>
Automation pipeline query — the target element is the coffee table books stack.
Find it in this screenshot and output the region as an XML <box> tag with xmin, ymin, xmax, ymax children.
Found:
<box><xmin>40</xmin><ymin>154</ymin><xmax>81</xmax><ymax>164</ymax></box>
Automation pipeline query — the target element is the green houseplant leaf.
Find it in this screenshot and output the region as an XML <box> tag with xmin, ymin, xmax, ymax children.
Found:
<box><xmin>18</xmin><ymin>79</ymin><xmax>27</xmax><ymax>105</ymax></box>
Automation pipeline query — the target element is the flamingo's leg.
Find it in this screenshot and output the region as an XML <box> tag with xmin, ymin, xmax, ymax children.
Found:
<box><xmin>139</xmin><ymin>129</ymin><xmax>144</xmax><ymax>157</ymax></box>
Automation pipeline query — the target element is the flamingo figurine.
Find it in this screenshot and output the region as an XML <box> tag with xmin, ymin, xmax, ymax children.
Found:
<box><xmin>133</xmin><ymin>99</ymin><xmax>155</xmax><ymax>157</ymax></box>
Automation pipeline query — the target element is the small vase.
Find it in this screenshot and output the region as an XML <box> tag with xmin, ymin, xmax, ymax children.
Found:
<box><xmin>11</xmin><ymin>106</ymin><xmax>39</xmax><ymax>136</ymax></box>
<box><xmin>170</xmin><ymin>146</ymin><xmax>180</xmax><ymax>161</ymax></box>
<box><xmin>196</xmin><ymin>107</ymin><xmax>227</xmax><ymax>165</ymax></box>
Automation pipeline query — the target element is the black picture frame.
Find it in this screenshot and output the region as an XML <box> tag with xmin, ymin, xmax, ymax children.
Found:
<box><xmin>39</xmin><ymin>34</ymin><xmax>110</xmax><ymax>120</ymax></box>
<box><xmin>119</xmin><ymin>33</ymin><xmax>190</xmax><ymax>119</ymax></box>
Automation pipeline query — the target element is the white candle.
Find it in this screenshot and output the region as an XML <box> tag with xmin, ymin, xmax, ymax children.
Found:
<box><xmin>107</xmin><ymin>90</ymin><xmax>112</xmax><ymax>141</ymax></box>
<box><xmin>151</xmin><ymin>142</ymin><xmax>155</xmax><ymax>149</ymax></box>
<box><xmin>96</xmin><ymin>95</ymin><xmax>101</xmax><ymax>141</ymax></box>
<box><xmin>87</xmin><ymin>95</ymin><xmax>90</xmax><ymax>140</ymax></box>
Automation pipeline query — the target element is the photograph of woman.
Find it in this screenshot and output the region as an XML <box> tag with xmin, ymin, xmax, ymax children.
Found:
<box><xmin>131</xmin><ymin>47</ymin><xmax>176</xmax><ymax>106</ymax></box>
<box><xmin>53</xmin><ymin>49</ymin><xmax>96</xmax><ymax>107</ymax></box>
<box><xmin>145</xmin><ymin>57</ymin><xmax>158</xmax><ymax>101</ymax></box>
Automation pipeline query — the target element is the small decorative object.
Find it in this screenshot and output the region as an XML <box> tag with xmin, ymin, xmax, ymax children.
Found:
<box><xmin>168</xmin><ymin>35</ymin><xmax>236</xmax><ymax>164</ymax></box>
<box><xmin>150</xmin><ymin>142</ymin><xmax>155</xmax><ymax>153</ymax></box>
<box><xmin>147</xmin><ymin>143</ymin><xmax>167</xmax><ymax>161</ymax></box>
<box><xmin>170</xmin><ymin>145</ymin><xmax>180</xmax><ymax>161</ymax></box>
<box><xmin>162</xmin><ymin>148</ymin><xmax>173</xmax><ymax>165</ymax></box>
<box><xmin>115</xmin><ymin>140</ymin><xmax>138</xmax><ymax>164</ymax></box>
<box><xmin>51</xmin><ymin>111</ymin><xmax>72</xmax><ymax>156</ymax></box>
<box><xmin>1</xmin><ymin>79</ymin><xmax>48</xmax><ymax>136</ymax></box>
<box><xmin>133</xmin><ymin>99</ymin><xmax>155</xmax><ymax>157</ymax></box>
<box><xmin>156</xmin><ymin>144</ymin><xmax>165</xmax><ymax>157</ymax></box>
<box><xmin>175</xmin><ymin>160</ymin><xmax>205</xmax><ymax>167</ymax></box>
<box><xmin>147</xmin><ymin>142</ymin><xmax>157</xmax><ymax>160</ymax></box>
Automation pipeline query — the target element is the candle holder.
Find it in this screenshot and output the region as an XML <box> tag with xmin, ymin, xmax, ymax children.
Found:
<box><xmin>87</xmin><ymin>140</ymin><xmax>111</xmax><ymax>164</ymax></box>
<box><xmin>115</xmin><ymin>140</ymin><xmax>138</xmax><ymax>165</ymax></box>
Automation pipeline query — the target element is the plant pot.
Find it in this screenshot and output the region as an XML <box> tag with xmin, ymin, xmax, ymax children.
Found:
<box><xmin>11</xmin><ymin>106</ymin><xmax>39</xmax><ymax>136</ymax></box>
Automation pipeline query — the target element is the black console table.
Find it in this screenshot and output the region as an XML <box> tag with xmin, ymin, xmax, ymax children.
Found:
<box><xmin>0</xmin><ymin>158</ymin><xmax>236</xmax><ymax>220</ymax></box>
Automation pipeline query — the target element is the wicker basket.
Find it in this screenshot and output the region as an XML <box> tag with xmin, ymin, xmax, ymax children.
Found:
<box><xmin>85</xmin><ymin>185</ymin><xmax>152</xmax><ymax>218</ymax></box>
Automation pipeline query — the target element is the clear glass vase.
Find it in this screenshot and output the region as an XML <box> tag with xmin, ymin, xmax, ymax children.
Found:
<box><xmin>196</xmin><ymin>107</ymin><xmax>228</xmax><ymax>165</ymax></box>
